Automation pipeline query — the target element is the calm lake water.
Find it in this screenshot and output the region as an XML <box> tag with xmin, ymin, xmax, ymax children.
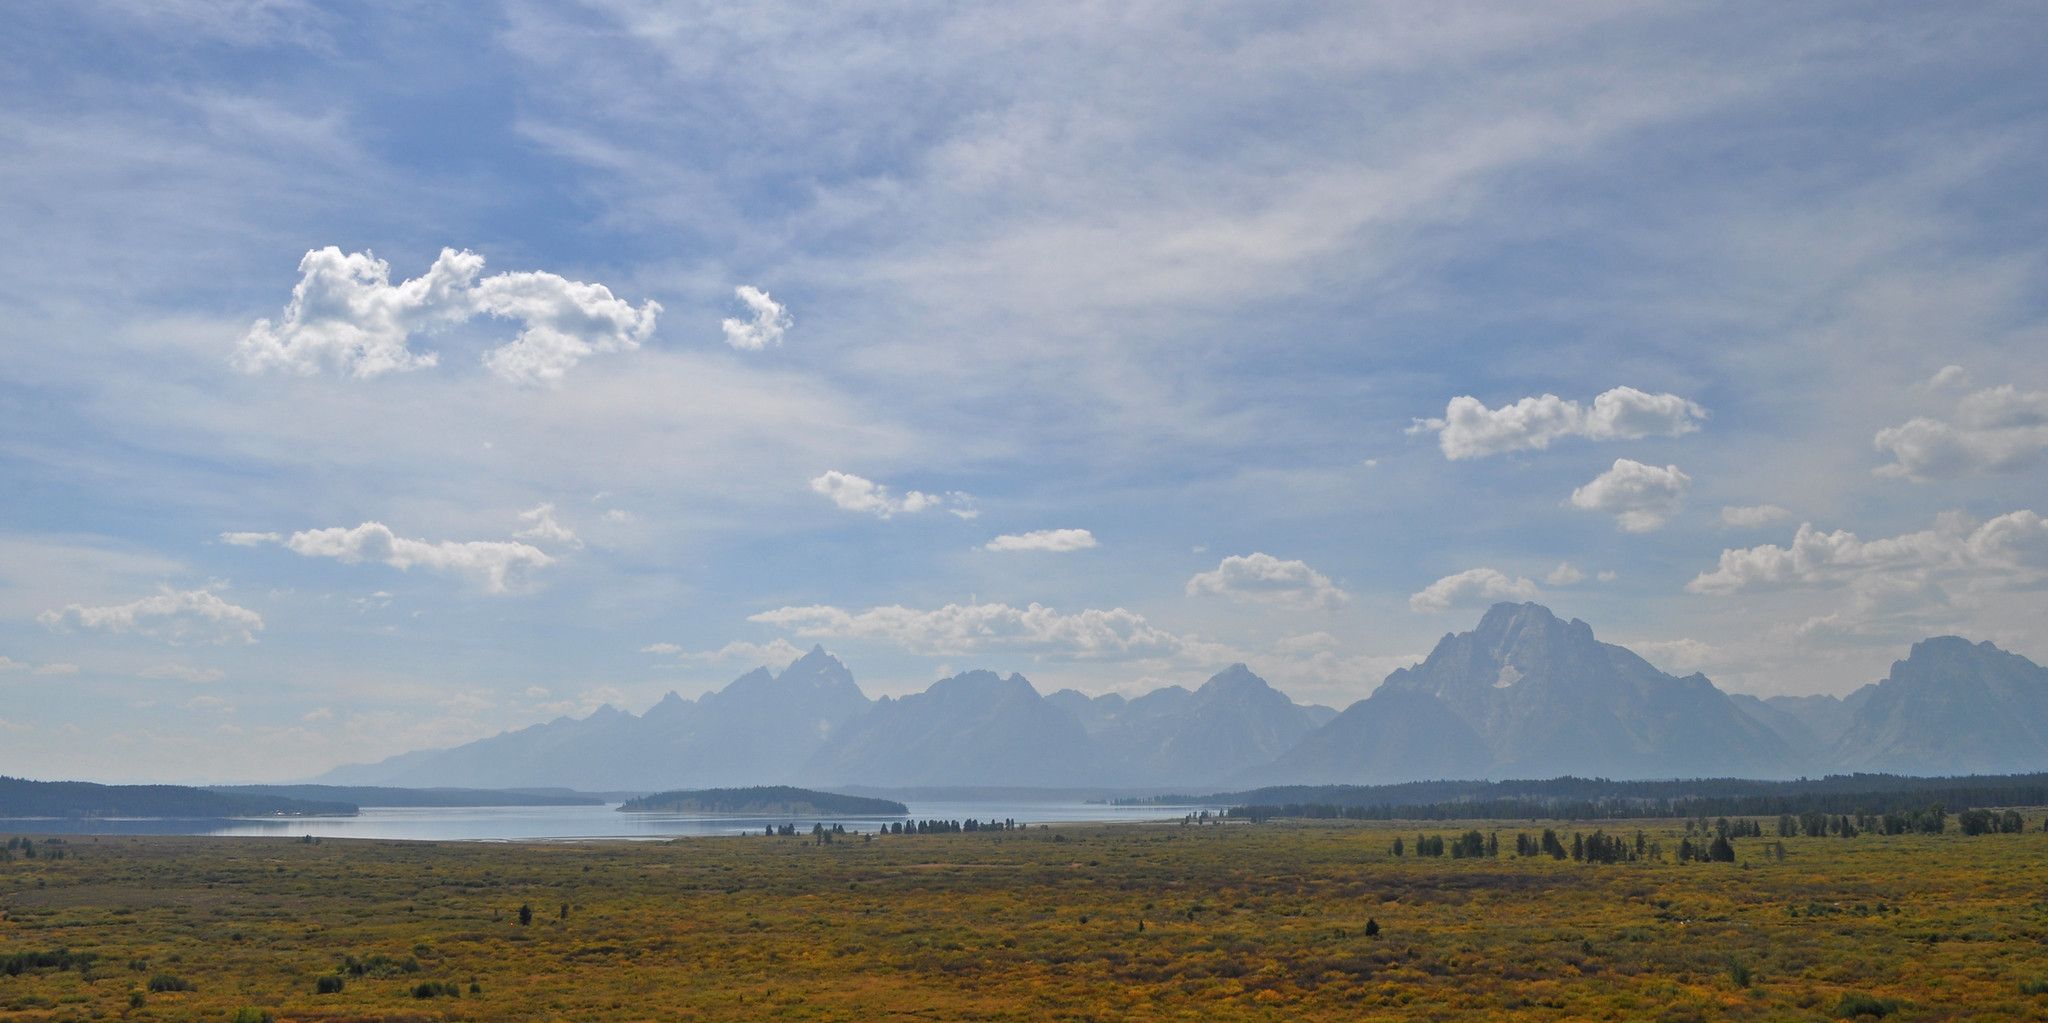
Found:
<box><xmin>0</xmin><ymin>801</ymin><xmax>1220</xmax><ymax>841</ymax></box>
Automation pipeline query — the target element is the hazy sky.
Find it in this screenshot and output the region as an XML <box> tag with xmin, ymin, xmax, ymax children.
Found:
<box><xmin>3</xmin><ymin>2</ymin><xmax>2044</xmax><ymax>782</ymax></box>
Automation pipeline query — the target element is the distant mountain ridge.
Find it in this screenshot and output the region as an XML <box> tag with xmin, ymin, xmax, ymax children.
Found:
<box><xmin>318</xmin><ymin>606</ymin><xmax>2048</xmax><ymax>790</ymax></box>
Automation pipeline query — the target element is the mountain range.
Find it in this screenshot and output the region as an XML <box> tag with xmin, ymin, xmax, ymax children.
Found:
<box><xmin>319</xmin><ymin>603</ymin><xmax>2048</xmax><ymax>791</ymax></box>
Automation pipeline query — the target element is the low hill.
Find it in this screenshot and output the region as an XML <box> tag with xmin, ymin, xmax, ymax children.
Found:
<box><xmin>618</xmin><ymin>786</ymin><xmax>907</xmax><ymax>816</ymax></box>
<box><xmin>1</xmin><ymin>777</ymin><xmax>356</xmax><ymax>818</ymax></box>
<box><xmin>207</xmin><ymin>784</ymin><xmax>604</xmax><ymax>807</ymax></box>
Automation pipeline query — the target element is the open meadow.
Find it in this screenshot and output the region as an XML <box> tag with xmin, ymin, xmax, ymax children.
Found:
<box><xmin>5</xmin><ymin>819</ymin><xmax>2048</xmax><ymax>1022</ymax></box>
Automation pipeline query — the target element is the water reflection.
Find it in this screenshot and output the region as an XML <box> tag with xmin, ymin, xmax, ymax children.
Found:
<box><xmin>0</xmin><ymin>801</ymin><xmax>1217</xmax><ymax>841</ymax></box>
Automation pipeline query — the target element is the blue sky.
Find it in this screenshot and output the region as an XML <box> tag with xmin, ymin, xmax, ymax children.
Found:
<box><xmin>2</xmin><ymin>2</ymin><xmax>2044</xmax><ymax>782</ymax></box>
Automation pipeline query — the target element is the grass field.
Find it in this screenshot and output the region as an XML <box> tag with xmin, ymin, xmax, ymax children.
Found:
<box><xmin>4</xmin><ymin>818</ymin><xmax>2048</xmax><ymax>1021</ymax></box>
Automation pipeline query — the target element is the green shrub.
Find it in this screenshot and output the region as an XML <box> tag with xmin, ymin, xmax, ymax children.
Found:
<box><xmin>1835</xmin><ymin>992</ymin><xmax>1901</xmax><ymax>1018</ymax></box>
<box><xmin>147</xmin><ymin>974</ymin><xmax>194</xmax><ymax>993</ymax></box>
<box><xmin>2021</xmin><ymin>978</ymin><xmax>2048</xmax><ymax>995</ymax></box>
<box><xmin>413</xmin><ymin>980</ymin><xmax>462</xmax><ymax>999</ymax></box>
<box><xmin>230</xmin><ymin>1008</ymin><xmax>274</xmax><ymax>1023</ymax></box>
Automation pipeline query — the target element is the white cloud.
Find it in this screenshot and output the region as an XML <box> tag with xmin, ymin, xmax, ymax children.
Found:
<box><xmin>1544</xmin><ymin>562</ymin><xmax>1585</xmax><ymax>586</ymax></box>
<box><xmin>721</xmin><ymin>285</ymin><xmax>791</xmax><ymax>351</ymax></box>
<box><xmin>679</xmin><ymin>638</ymin><xmax>807</xmax><ymax>666</ymax></box>
<box><xmin>1873</xmin><ymin>385</ymin><xmax>2048</xmax><ymax>481</ymax></box>
<box><xmin>0</xmin><ymin>656</ymin><xmax>22</xmax><ymax>672</ymax></box>
<box><xmin>1409</xmin><ymin>568</ymin><xmax>1539</xmax><ymax>613</ymax></box>
<box><xmin>1687</xmin><ymin>509</ymin><xmax>2048</xmax><ymax>596</ymax></box>
<box><xmin>237</xmin><ymin>246</ymin><xmax>659</xmax><ymax>384</ymax></box>
<box><xmin>1720</xmin><ymin>504</ymin><xmax>1790</xmax><ymax>528</ymax></box>
<box><xmin>749</xmin><ymin>602</ymin><xmax>1185</xmax><ymax>659</ymax></box>
<box><xmin>985</xmin><ymin>528</ymin><xmax>1097</xmax><ymax>553</ymax></box>
<box><xmin>253</xmin><ymin>522</ymin><xmax>553</xmax><ymax>594</ymax></box>
<box><xmin>39</xmin><ymin>586</ymin><xmax>264</xmax><ymax>645</ymax></box>
<box><xmin>1186</xmin><ymin>552</ymin><xmax>1349</xmax><ymax>609</ymax></box>
<box><xmin>1925</xmin><ymin>365</ymin><xmax>1969</xmax><ymax>390</ymax></box>
<box><xmin>474</xmin><ymin>270</ymin><xmax>662</xmax><ymax>385</ymax></box>
<box><xmin>302</xmin><ymin>707</ymin><xmax>334</xmax><ymax>722</ymax></box>
<box><xmin>220</xmin><ymin>531</ymin><xmax>283</xmax><ymax>546</ymax></box>
<box><xmin>809</xmin><ymin>470</ymin><xmax>975</xmax><ymax>519</ymax></box>
<box><xmin>513</xmin><ymin>503</ymin><xmax>582</xmax><ymax>548</ymax></box>
<box><xmin>33</xmin><ymin>663</ymin><xmax>80</xmax><ymax>676</ymax></box>
<box><xmin>638</xmin><ymin>642</ymin><xmax>683</xmax><ymax>655</ymax></box>
<box><xmin>1596</xmin><ymin>570</ymin><xmax>1618</xmax><ymax>583</ymax></box>
<box><xmin>1408</xmin><ymin>386</ymin><xmax>1706</xmax><ymax>460</ymax></box>
<box><xmin>1568</xmin><ymin>458</ymin><xmax>1691</xmax><ymax>532</ymax></box>
<box><xmin>140</xmin><ymin>664</ymin><xmax>226</xmax><ymax>683</ymax></box>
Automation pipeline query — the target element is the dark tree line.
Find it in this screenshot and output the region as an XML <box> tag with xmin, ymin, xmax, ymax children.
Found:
<box><xmin>1221</xmin><ymin>772</ymin><xmax>2048</xmax><ymax>824</ymax></box>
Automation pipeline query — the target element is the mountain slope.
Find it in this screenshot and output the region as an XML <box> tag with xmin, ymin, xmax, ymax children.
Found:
<box><xmin>799</xmin><ymin>670</ymin><xmax>1105</xmax><ymax>787</ymax></box>
<box><xmin>1829</xmin><ymin>636</ymin><xmax>2048</xmax><ymax>774</ymax></box>
<box><xmin>1260</xmin><ymin>603</ymin><xmax>1804</xmax><ymax>784</ymax></box>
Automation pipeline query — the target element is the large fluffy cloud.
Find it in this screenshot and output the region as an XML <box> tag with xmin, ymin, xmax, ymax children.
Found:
<box><xmin>236</xmin><ymin>246</ymin><xmax>659</xmax><ymax>384</ymax></box>
<box><xmin>1408</xmin><ymin>386</ymin><xmax>1707</xmax><ymax>460</ymax></box>
<box><xmin>1687</xmin><ymin>509</ymin><xmax>2048</xmax><ymax>595</ymax></box>
<box><xmin>809</xmin><ymin>470</ymin><xmax>975</xmax><ymax>519</ymax></box>
<box><xmin>721</xmin><ymin>285</ymin><xmax>791</xmax><ymax>351</ymax></box>
<box><xmin>1408</xmin><ymin>568</ymin><xmax>1540</xmax><ymax>613</ymax></box>
<box><xmin>985</xmin><ymin>528</ymin><xmax>1097</xmax><ymax>553</ymax></box>
<box><xmin>234</xmin><ymin>523</ymin><xmax>555</xmax><ymax>594</ymax></box>
<box><xmin>1873</xmin><ymin>384</ymin><xmax>2048</xmax><ymax>481</ymax></box>
<box><xmin>1186</xmin><ymin>552</ymin><xmax>1349</xmax><ymax>608</ymax></box>
<box><xmin>1568</xmin><ymin>458</ymin><xmax>1691</xmax><ymax>532</ymax></box>
<box><xmin>749</xmin><ymin>602</ymin><xmax>1185</xmax><ymax>659</ymax></box>
<box><xmin>39</xmin><ymin>587</ymin><xmax>264</xmax><ymax>645</ymax></box>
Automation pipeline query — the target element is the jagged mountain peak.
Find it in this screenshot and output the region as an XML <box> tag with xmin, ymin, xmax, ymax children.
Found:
<box><xmin>1200</xmin><ymin>663</ymin><xmax>1267</xmax><ymax>693</ymax></box>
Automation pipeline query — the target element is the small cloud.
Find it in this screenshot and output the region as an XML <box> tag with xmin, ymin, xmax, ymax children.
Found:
<box><xmin>1596</xmin><ymin>570</ymin><xmax>1618</xmax><ymax>582</ymax></box>
<box><xmin>809</xmin><ymin>471</ymin><xmax>974</xmax><ymax>520</ymax></box>
<box><xmin>1720</xmin><ymin>504</ymin><xmax>1791</xmax><ymax>528</ymax></box>
<box><xmin>1409</xmin><ymin>568</ymin><xmax>1539</xmax><ymax>613</ymax></box>
<box><xmin>220</xmin><ymin>531</ymin><xmax>283</xmax><ymax>546</ymax></box>
<box><xmin>40</xmin><ymin>586</ymin><xmax>264</xmax><ymax>645</ymax></box>
<box><xmin>721</xmin><ymin>285</ymin><xmax>791</xmax><ymax>351</ymax></box>
<box><xmin>602</xmin><ymin>508</ymin><xmax>636</xmax><ymax>524</ymax></box>
<box><xmin>1409</xmin><ymin>386</ymin><xmax>1706</xmax><ymax>460</ymax></box>
<box><xmin>1544</xmin><ymin>562</ymin><xmax>1585</xmax><ymax>586</ymax></box>
<box><xmin>140</xmin><ymin>664</ymin><xmax>226</xmax><ymax>683</ymax></box>
<box><xmin>1187</xmin><ymin>553</ymin><xmax>1349</xmax><ymax>609</ymax></box>
<box><xmin>680</xmin><ymin>638</ymin><xmax>807</xmax><ymax>666</ymax></box>
<box><xmin>514</xmin><ymin>503</ymin><xmax>582</xmax><ymax>548</ymax></box>
<box><xmin>1361</xmin><ymin>458</ymin><xmax>1379</xmax><ymax>468</ymax></box>
<box><xmin>33</xmin><ymin>663</ymin><xmax>80</xmax><ymax>676</ymax></box>
<box><xmin>302</xmin><ymin>707</ymin><xmax>334</xmax><ymax>722</ymax></box>
<box><xmin>1568</xmin><ymin>458</ymin><xmax>1691</xmax><ymax>532</ymax></box>
<box><xmin>186</xmin><ymin>694</ymin><xmax>235</xmax><ymax>713</ymax></box>
<box><xmin>1924</xmin><ymin>365</ymin><xmax>1969</xmax><ymax>390</ymax></box>
<box><xmin>985</xmin><ymin>528</ymin><xmax>1097</xmax><ymax>553</ymax></box>
<box><xmin>262</xmin><ymin>521</ymin><xmax>554</xmax><ymax>594</ymax></box>
<box><xmin>639</xmin><ymin>642</ymin><xmax>684</xmax><ymax>655</ymax></box>
<box><xmin>523</xmin><ymin>685</ymin><xmax>551</xmax><ymax>698</ymax></box>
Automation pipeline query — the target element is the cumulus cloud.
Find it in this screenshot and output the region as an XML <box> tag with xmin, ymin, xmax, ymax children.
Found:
<box><xmin>220</xmin><ymin>531</ymin><xmax>283</xmax><ymax>546</ymax></box>
<box><xmin>721</xmin><ymin>285</ymin><xmax>791</xmax><ymax>351</ymax></box>
<box><xmin>1568</xmin><ymin>458</ymin><xmax>1691</xmax><ymax>532</ymax></box>
<box><xmin>1408</xmin><ymin>386</ymin><xmax>1706</xmax><ymax>460</ymax></box>
<box><xmin>1545</xmin><ymin>562</ymin><xmax>1585</xmax><ymax>586</ymax></box>
<box><xmin>1409</xmin><ymin>568</ymin><xmax>1539</xmax><ymax>613</ymax></box>
<box><xmin>1687</xmin><ymin>509</ymin><xmax>2048</xmax><ymax>596</ymax></box>
<box><xmin>513</xmin><ymin>503</ymin><xmax>582</xmax><ymax>548</ymax></box>
<box><xmin>1720</xmin><ymin>504</ymin><xmax>1790</xmax><ymax>528</ymax></box>
<box><xmin>39</xmin><ymin>587</ymin><xmax>264</xmax><ymax>645</ymax></box>
<box><xmin>1186</xmin><ymin>553</ymin><xmax>1349</xmax><ymax>609</ymax></box>
<box><xmin>985</xmin><ymin>528</ymin><xmax>1097</xmax><ymax>553</ymax></box>
<box><xmin>809</xmin><ymin>470</ymin><xmax>975</xmax><ymax>519</ymax></box>
<box><xmin>749</xmin><ymin>602</ymin><xmax>1185</xmax><ymax>659</ymax></box>
<box><xmin>1873</xmin><ymin>384</ymin><xmax>2048</xmax><ymax>481</ymax></box>
<box><xmin>244</xmin><ymin>522</ymin><xmax>554</xmax><ymax>594</ymax></box>
<box><xmin>236</xmin><ymin>246</ymin><xmax>659</xmax><ymax>384</ymax></box>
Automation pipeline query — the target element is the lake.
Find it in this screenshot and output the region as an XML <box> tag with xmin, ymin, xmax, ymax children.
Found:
<box><xmin>0</xmin><ymin>800</ymin><xmax>1221</xmax><ymax>841</ymax></box>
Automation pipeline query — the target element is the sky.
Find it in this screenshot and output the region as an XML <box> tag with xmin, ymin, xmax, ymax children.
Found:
<box><xmin>2</xmin><ymin>2</ymin><xmax>2045</xmax><ymax>783</ymax></box>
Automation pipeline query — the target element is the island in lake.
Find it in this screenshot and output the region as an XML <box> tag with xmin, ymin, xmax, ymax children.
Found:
<box><xmin>618</xmin><ymin>786</ymin><xmax>909</xmax><ymax>817</ymax></box>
